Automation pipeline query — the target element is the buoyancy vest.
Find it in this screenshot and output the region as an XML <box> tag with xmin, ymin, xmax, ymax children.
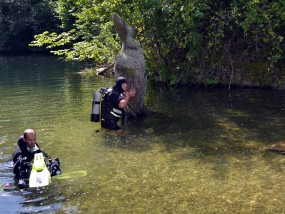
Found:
<box><xmin>101</xmin><ymin>88</ymin><xmax>123</xmax><ymax>122</ymax></box>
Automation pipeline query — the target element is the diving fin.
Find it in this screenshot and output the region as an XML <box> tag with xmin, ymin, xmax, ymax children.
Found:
<box><xmin>29</xmin><ymin>153</ymin><xmax>51</xmax><ymax>188</ymax></box>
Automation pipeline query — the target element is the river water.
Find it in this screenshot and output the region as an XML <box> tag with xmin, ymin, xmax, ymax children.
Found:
<box><xmin>0</xmin><ymin>56</ymin><xmax>284</xmax><ymax>213</ymax></box>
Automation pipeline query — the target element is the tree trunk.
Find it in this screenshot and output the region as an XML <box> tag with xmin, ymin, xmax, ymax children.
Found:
<box><xmin>113</xmin><ymin>13</ymin><xmax>149</xmax><ymax>118</ymax></box>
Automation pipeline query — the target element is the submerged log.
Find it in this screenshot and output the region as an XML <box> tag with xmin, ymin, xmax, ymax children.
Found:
<box><xmin>96</xmin><ymin>63</ymin><xmax>114</xmax><ymax>76</ymax></box>
<box><xmin>266</xmin><ymin>141</ymin><xmax>285</xmax><ymax>155</ymax></box>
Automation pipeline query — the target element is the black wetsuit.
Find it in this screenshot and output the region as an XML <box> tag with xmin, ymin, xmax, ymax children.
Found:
<box><xmin>12</xmin><ymin>136</ymin><xmax>42</xmax><ymax>179</ymax></box>
<box><xmin>101</xmin><ymin>87</ymin><xmax>124</xmax><ymax>130</ymax></box>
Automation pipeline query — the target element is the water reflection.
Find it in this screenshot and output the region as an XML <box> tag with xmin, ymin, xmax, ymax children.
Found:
<box><xmin>0</xmin><ymin>56</ymin><xmax>284</xmax><ymax>213</ymax></box>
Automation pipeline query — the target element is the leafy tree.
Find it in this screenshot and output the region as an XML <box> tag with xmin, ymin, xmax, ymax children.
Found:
<box><xmin>202</xmin><ymin>0</ymin><xmax>285</xmax><ymax>87</ymax></box>
<box><xmin>30</xmin><ymin>0</ymin><xmax>285</xmax><ymax>87</ymax></box>
<box><xmin>31</xmin><ymin>0</ymin><xmax>120</xmax><ymax>63</ymax></box>
<box><xmin>0</xmin><ymin>0</ymin><xmax>59</xmax><ymax>53</ymax></box>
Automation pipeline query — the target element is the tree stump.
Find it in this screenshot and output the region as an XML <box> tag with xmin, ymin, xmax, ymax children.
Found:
<box><xmin>113</xmin><ymin>13</ymin><xmax>148</xmax><ymax>118</ymax></box>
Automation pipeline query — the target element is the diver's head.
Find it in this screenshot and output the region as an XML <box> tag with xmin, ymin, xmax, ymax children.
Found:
<box><xmin>23</xmin><ymin>129</ymin><xmax>36</xmax><ymax>148</ymax></box>
<box><xmin>114</xmin><ymin>77</ymin><xmax>127</xmax><ymax>93</ymax></box>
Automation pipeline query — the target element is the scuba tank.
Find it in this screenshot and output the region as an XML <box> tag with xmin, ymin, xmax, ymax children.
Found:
<box><xmin>90</xmin><ymin>91</ymin><xmax>101</xmax><ymax>122</ymax></box>
<box><xmin>90</xmin><ymin>88</ymin><xmax>108</xmax><ymax>122</ymax></box>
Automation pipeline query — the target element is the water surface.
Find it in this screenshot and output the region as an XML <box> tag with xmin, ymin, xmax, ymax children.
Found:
<box><xmin>0</xmin><ymin>56</ymin><xmax>284</xmax><ymax>213</ymax></box>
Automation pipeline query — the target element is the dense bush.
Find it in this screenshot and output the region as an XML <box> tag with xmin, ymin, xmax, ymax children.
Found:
<box><xmin>0</xmin><ymin>0</ymin><xmax>59</xmax><ymax>53</ymax></box>
<box><xmin>1</xmin><ymin>0</ymin><xmax>284</xmax><ymax>87</ymax></box>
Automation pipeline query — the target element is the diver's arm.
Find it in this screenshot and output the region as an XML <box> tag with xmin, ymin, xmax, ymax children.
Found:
<box><xmin>118</xmin><ymin>89</ymin><xmax>136</xmax><ymax>109</ymax></box>
<box><xmin>118</xmin><ymin>93</ymin><xmax>130</xmax><ymax>109</ymax></box>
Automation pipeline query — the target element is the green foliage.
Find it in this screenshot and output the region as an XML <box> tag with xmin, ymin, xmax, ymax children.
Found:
<box><xmin>27</xmin><ymin>0</ymin><xmax>285</xmax><ymax>86</ymax></box>
<box><xmin>0</xmin><ymin>0</ymin><xmax>59</xmax><ymax>52</ymax></box>
<box><xmin>203</xmin><ymin>79</ymin><xmax>220</xmax><ymax>86</ymax></box>
<box><xmin>195</xmin><ymin>0</ymin><xmax>285</xmax><ymax>86</ymax></box>
<box><xmin>30</xmin><ymin>0</ymin><xmax>123</xmax><ymax>63</ymax></box>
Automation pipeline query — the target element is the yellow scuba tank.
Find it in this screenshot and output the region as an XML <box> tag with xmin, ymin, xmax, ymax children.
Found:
<box><xmin>90</xmin><ymin>87</ymin><xmax>108</xmax><ymax>122</ymax></box>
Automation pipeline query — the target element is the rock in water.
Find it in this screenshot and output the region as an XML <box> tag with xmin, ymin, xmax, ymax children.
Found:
<box><xmin>113</xmin><ymin>13</ymin><xmax>148</xmax><ymax>118</ymax></box>
<box><xmin>266</xmin><ymin>141</ymin><xmax>285</xmax><ymax>155</ymax></box>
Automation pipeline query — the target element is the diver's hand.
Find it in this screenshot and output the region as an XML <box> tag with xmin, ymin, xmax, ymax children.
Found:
<box><xmin>122</xmin><ymin>89</ymin><xmax>136</xmax><ymax>99</ymax></box>
<box><xmin>128</xmin><ymin>89</ymin><xmax>136</xmax><ymax>98</ymax></box>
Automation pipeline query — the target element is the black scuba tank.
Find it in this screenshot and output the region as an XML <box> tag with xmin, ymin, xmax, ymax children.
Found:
<box><xmin>90</xmin><ymin>88</ymin><xmax>108</xmax><ymax>122</ymax></box>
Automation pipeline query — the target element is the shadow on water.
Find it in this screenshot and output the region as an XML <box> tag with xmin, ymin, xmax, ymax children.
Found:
<box><xmin>101</xmin><ymin>87</ymin><xmax>285</xmax><ymax>153</ymax></box>
<box><xmin>98</xmin><ymin>87</ymin><xmax>285</xmax><ymax>182</ymax></box>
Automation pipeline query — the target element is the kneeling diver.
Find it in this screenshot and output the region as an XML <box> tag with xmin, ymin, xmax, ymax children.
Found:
<box><xmin>101</xmin><ymin>77</ymin><xmax>136</xmax><ymax>130</ymax></box>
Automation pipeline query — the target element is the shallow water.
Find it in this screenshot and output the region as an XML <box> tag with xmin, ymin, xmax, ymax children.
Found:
<box><xmin>0</xmin><ymin>56</ymin><xmax>284</xmax><ymax>213</ymax></box>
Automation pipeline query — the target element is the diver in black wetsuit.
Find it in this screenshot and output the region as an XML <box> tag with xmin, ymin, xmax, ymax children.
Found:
<box><xmin>12</xmin><ymin>129</ymin><xmax>61</xmax><ymax>189</ymax></box>
<box><xmin>101</xmin><ymin>77</ymin><xmax>136</xmax><ymax>130</ymax></box>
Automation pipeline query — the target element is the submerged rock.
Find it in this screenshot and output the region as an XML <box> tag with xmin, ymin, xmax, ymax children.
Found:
<box><xmin>266</xmin><ymin>141</ymin><xmax>285</xmax><ymax>155</ymax></box>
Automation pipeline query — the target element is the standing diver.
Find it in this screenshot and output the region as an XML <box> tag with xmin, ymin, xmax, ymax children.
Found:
<box><xmin>101</xmin><ymin>77</ymin><xmax>136</xmax><ymax>130</ymax></box>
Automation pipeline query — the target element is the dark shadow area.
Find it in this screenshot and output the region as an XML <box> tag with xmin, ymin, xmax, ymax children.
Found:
<box><xmin>99</xmin><ymin>87</ymin><xmax>285</xmax><ymax>177</ymax></box>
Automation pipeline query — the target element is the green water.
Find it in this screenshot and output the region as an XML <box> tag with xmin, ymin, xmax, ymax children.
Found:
<box><xmin>0</xmin><ymin>56</ymin><xmax>284</xmax><ymax>213</ymax></box>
